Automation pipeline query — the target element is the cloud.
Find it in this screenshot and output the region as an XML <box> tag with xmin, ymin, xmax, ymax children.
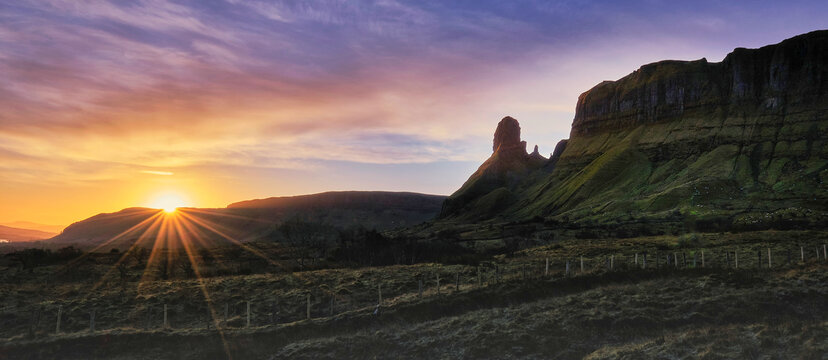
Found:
<box><xmin>2</xmin><ymin>0</ymin><xmax>827</xmax><ymax>192</ymax></box>
<box><xmin>140</xmin><ymin>170</ymin><xmax>174</xmax><ymax>176</ymax></box>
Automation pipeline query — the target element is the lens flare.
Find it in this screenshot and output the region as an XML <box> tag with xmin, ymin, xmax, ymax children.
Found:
<box><xmin>146</xmin><ymin>192</ymin><xmax>189</xmax><ymax>213</ymax></box>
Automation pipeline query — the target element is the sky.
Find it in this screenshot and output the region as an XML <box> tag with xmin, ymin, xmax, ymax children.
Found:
<box><xmin>1</xmin><ymin>0</ymin><xmax>826</xmax><ymax>226</ymax></box>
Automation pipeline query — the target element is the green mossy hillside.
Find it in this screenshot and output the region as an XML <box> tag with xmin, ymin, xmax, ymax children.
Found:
<box><xmin>438</xmin><ymin>31</ymin><xmax>828</xmax><ymax>234</ymax></box>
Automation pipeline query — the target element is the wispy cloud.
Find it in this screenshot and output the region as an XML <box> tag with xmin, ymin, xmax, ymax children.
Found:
<box><xmin>1</xmin><ymin>0</ymin><xmax>826</xmax><ymax>223</ymax></box>
<box><xmin>140</xmin><ymin>170</ymin><xmax>174</xmax><ymax>176</ymax></box>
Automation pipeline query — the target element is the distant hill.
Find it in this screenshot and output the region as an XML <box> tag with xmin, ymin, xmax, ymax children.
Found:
<box><xmin>44</xmin><ymin>191</ymin><xmax>446</xmax><ymax>250</ymax></box>
<box><xmin>46</xmin><ymin>208</ymin><xmax>161</xmax><ymax>249</ymax></box>
<box><xmin>440</xmin><ymin>30</ymin><xmax>828</xmax><ymax>234</ymax></box>
<box><xmin>226</xmin><ymin>191</ymin><xmax>446</xmax><ymax>231</ymax></box>
<box><xmin>228</xmin><ymin>191</ymin><xmax>446</xmax><ymax>211</ymax></box>
<box><xmin>0</xmin><ymin>225</ymin><xmax>57</xmax><ymax>243</ymax></box>
<box><xmin>0</xmin><ymin>221</ymin><xmax>65</xmax><ymax>234</ymax></box>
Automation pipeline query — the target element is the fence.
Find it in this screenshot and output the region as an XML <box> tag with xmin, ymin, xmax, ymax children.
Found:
<box><xmin>3</xmin><ymin>242</ymin><xmax>826</xmax><ymax>339</ymax></box>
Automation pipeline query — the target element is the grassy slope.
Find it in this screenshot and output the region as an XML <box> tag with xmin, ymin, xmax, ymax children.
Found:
<box><xmin>2</xmin><ymin>263</ymin><xmax>824</xmax><ymax>359</ymax></box>
<box><xmin>275</xmin><ymin>267</ymin><xmax>827</xmax><ymax>360</ymax></box>
<box><xmin>510</xmin><ymin>112</ymin><xmax>826</xmax><ymax>225</ymax></box>
<box><xmin>1</xmin><ymin>230</ymin><xmax>826</xmax><ymax>359</ymax></box>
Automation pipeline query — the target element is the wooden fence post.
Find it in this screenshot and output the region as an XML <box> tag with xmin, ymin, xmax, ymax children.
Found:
<box><xmin>163</xmin><ymin>304</ymin><xmax>168</xmax><ymax>329</ymax></box>
<box><xmin>635</xmin><ymin>253</ymin><xmax>638</xmax><ymax>266</ymax></box>
<box><xmin>801</xmin><ymin>246</ymin><xmax>804</xmax><ymax>263</ymax></box>
<box><xmin>768</xmin><ymin>248</ymin><xmax>772</xmax><ymax>268</ymax></box>
<box><xmin>456</xmin><ymin>272</ymin><xmax>460</xmax><ymax>291</ymax></box>
<box><xmin>701</xmin><ymin>250</ymin><xmax>704</xmax><ymax>268</ymax></box>
<box><xmin>306</xmin><ymin>294</ymin><xmax>311</xmax><ymax>320</ymax></box>
<box><xmin>735</xmin><ymin>251</ymin><xmax>738</xmax><ymax>269</ymax></box>
<box><xmin>90</xmin><ymin>309</ymin><xmax>95</xmax><ymax>333</ymax></box>
<box><xmin>565</xmin><ymin>260</ymin><xmax>570</xmax><ymax>277</ymax></box>
<box><xmin>436</xmin><ymin>273</ymin><xmax>441</xmax><ymax>295</ymax></box>
<box><xmin>224</xmin><ymin>303</ymin><xmax>228</xmax><ymax>328</ymax></box>
<box><xmin>330</xmin><ymin>295</ymin><xmax>335</xmax><ymax>316</ymax></box>
<box><xmin>580</xmin><ymin>256</ymin><xmax>584</xmax><ymax>273</ymax></box>
<box><xmin>545</xmin><ymin>258</ymin><xmax>549</xmax><ymax>277</ymax></box>
<box><xmin>478</xmin><ymin>267</ymin><xmax>482</xmax><ymax>287</ymax></box>
<box><xmin>693</xmin><ymin>252</ymin><xmax>697</xmax><ymax>268</ymax></box>
<box><xmin>610</xmin><ymin>255</ymin><xmax>614</xmax><ymax>270</ymax></box>
<box><xmin>246</xmin><ymin>300</ymin><xmax>251</xmax><ymax>328</ymax></box>
<box><xmin>28</xmin><ymin>310</ymin><xmax>35</xmax><ymax>337</ymax></box>
<box><xmin>34</xmin><ymin>307</ymin><xmax>42</xmax><ymax>336</ymax></box>
<box><xmin>643</xmin><ymin>253</ymin><xmax>647</xmax><ymax>269</ymax></box>
<box><xmin>757</xmin><ymin>249</ymin><xmax>762</xmax><ymax>269</ymax></box>
<box><xmin>418</xmin><ymin>278</ymin><xmax>423</xmax><ymax>298</ymax></box>
<box><xmin>55</xmin><ymin>305</ymin><xmax>62</xmax><ymax>334</ymax></box>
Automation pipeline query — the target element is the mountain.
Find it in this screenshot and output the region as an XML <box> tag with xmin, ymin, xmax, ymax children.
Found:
<box><xmin>229</xmin><ymin>191</ymin><xmax>445</xmax><ymax>213</ymax></box>
<box><xmin>46</xmin><ymin>208</ymin><xmax>161</xmax><ymax>248</ymax></box>
<box><xmin>45</xmin><ymin>191</ymin><xmax>446</xmax><ymax>249</ymax></box>
<box><xmin>0</xmin><ymin>225</ymin><xmax>57</xmax><ymax>243</ymax></box>
<box><xmin>228</xmin><ymin>191</ymin><xmax>446</xmax><ymax>230</ymax></box>
<box><xmin>441</xmin><ymin>30</ymin><xmax>828</xmax><ymax>234</ymax></box>
<box><xmin>0</xmin><ymin>221</ymin><xmax>65</xmax><ymax>234</ymax></box>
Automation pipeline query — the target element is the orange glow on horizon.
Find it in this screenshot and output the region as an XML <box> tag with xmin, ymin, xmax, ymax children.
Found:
<box><xmin>145</xmin><ymin>191</ymin><xmax>191</xmax><ymax>213</ymax></box>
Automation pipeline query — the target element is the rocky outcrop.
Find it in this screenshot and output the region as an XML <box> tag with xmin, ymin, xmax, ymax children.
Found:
<box><xmin>550</xmin><ymin>140</ymin><xmax>568</xmax><ymax>161</ymax></box>
<box><xmin>492</xmin><ymin>116</ymin><xmax>527</xmax><ymax>154</ymax></box>
<box><xmin>440</xmin><ymin>117</ymin><xmax>549</xmax><ymax>218</ymax></box>
<box><xmin>440</xmin><ymin>30</ymin><xmax>828</xmax><ymax>232</ymax></box>
<box><xmin>528</xmin><ymin>145</ymin><xmax>548</xmax><ymax>166</ymax></box>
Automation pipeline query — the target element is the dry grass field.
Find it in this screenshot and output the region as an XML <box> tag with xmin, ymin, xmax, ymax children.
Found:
<box><xmin>1</xmin><ymin>230</ymin><xmax>826</xmax><ymax>359</ymax></box>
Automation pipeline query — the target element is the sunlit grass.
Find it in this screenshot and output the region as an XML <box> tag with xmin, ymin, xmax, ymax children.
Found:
<box><xmin>56</xmin><ymin>206</ymin><xmax>292</xmax><ymax>359</ymax></box>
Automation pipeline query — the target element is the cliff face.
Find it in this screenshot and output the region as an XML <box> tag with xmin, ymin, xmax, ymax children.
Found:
<box><xmin>572</xmin><ymin>31</ymin><xmax>827</xmax><ymax>137</ymax></box>
<box><xmin>443</xmin><ymin>30</ymin><xmax>828</xmax><ymax>232</ymax></box>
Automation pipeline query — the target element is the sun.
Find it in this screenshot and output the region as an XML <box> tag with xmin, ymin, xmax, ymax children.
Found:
<box><xmin>146</xmin><ymin>192</ymin><xmax>190</xmax><ymax>213</ymax></box>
